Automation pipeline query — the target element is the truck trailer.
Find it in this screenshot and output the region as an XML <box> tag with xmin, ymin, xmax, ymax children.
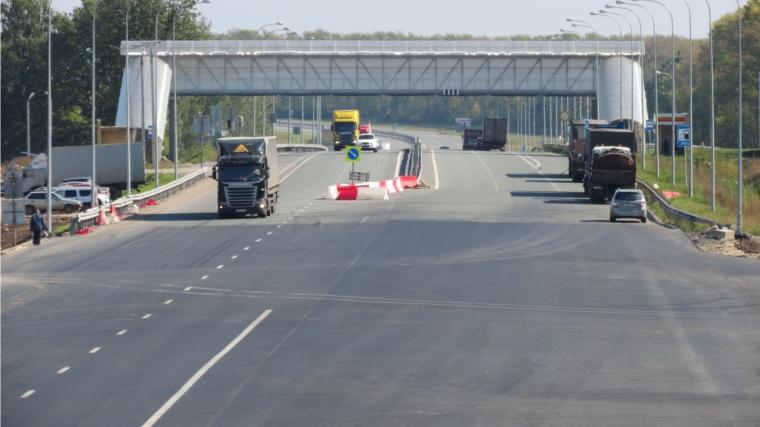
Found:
<box><xmin>212</xmin><ymin>137</ymin><xmax>279</xmax><ymax>218</ymax></box>
<box><xmin>3</xmin><ymin>142</ymin><xmax>146</xmax><ymax>198</ymax></box>
<box><xmin>583</xmin><ymin>128</ymin><xmax>637</xmax><ymax>203</ymax></box>
<box><xmin>481</xmin><ymin>118</ymin><xmax>508</xmax><ymax>151</ymax></box>
<box><xmin>569</xmin><ymin>119</ymin><xmax>609</xmax><ymax>182</ymax></box>
<box><xmin>332</xmin><ymin>110</ymin><xmax>361</xmax><ymax>151</ymax></box>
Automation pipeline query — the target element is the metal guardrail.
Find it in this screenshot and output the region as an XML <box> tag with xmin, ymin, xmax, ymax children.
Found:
<box><xmin>637</xmin><ymin>179</ymin><xmax>725</xmax><ymax>229</ymax></box>
<box><xmin>404</xmin><ymin>138</ymin><xmax>423</xmax><ymax>178</ymax></box>
<box><xmin>69</xmin><ymin>168</ymin><xmax>210</xmax><ymax>235</ymax></box>
<box><xmin>373</xmin><ymin>129</ymin><xmax>417</xmax><ymax>144</ymax></box>
<box><xmin>277</xmin><ymin>145</ymin><xmax>328</xmax><ymax>153</ymax></box>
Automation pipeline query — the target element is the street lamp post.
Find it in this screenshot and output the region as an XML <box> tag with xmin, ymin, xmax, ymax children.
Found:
<box><xmin>125</xmin><ymin>0</ymin><xmax>136</xmax><ymax>197</ymax></box>
<box><xmin>702</xmin><ymin>0</ymin><xmax>715</xmax><ymax>211</ymax></box>
<box><xmin>610</xmin><ymin>3</ymin><xmax>646</xmax><ymax>169</ymax></box>
<box><xmin>590</xmin><ymin>11</ymin><xmax>623</xmax><ymax>122</ymax></box>
<box><xmin>635</xmin><ymin>0</ymin><xmax>676</xmax><ymax>187</ymax></box>
<box><xmin>679</xmin><ymin>0</ymin><xmax>694</xmax><ymax>198</ymax></box>
<box><xmin>568</xmin><ymin>19</ymin><xmax>600</xmax><ymax>119</ymax></box>
<box><xmin>46</xmin><ymin>0</ymin><xmax>53</xmax><ymax>232</ymax></box>
<box><xmin>619</xmin><ymin>1</ymin><xmax>658</xmax><ymax>176</ymax></box>
<box><xmin>734</xmin><ymin>0</ymin><xmax>743</xmax><ymax>234</ymax></box>
<box><xmin>155</xmin><ymin>0</ymin><xmax>169</xmax><ymax>189</ymax></box>
<box><xmin>91</xmin><ymin>0</ymin><xmax>103</xmax><ymax>210</ymax></box>
<box><xmin>601</xmin><ymin>8</ymin><xmax>634</xmax><ymax>132</ymax></box>
<box><xmin>257</xmin><ymin>21</ymin><xmax>283</xmax><ymax>37</ymax></box>
<box><xmin>27</xmin><ymin>93</ymin><xmax>35</xmax><ymax>160</ymax></box>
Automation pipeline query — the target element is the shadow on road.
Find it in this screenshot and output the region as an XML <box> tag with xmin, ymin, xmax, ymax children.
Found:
<box><xmin>510</xmin><ymin>191</ymin><xmax>585</xmax><ymax>199</ymax></box>
<box><xmin>124</xmin><ymin>212</ymin><xmax>219</xmax><ymax>222</ymax></box>
<box><xmin>523</xmin><ymin>179</ymin><xmax>574</xmax><ymax>184</ymax></box>
<box><xmin>506</xmin><ymin>173</ymin><xmax>569</xmax><ymax>179</ymax></box>
<box><xmin>543</xmin><ymin>199</ymin><xmax>589</xmax><ymax>205</ymax></box>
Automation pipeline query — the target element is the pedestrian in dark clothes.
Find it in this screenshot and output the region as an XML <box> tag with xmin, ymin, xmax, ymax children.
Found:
<box><xmin>30</xmin><ymin>210</ymin><xmax>47</xmax><ymax>246</ymax></box>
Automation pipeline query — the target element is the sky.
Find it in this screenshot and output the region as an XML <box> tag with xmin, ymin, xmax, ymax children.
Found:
<box><xmin>51</xmin><ymin>0</ymin><xmax>749</xmax><ymax>40</ymax></box>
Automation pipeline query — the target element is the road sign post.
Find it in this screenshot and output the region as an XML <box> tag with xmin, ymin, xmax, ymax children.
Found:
<box><xmin>345</xmin><ymin>147</ymin><xmax>361</xmax><ymax>184</ymax></box>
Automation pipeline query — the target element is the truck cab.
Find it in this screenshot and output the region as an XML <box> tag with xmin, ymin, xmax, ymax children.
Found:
<box><xmin>332</xmin><ymin>110</ymin><xmax>361</xmax><ymax>151</ymax></box>
<box><xmin>569</xmin><ymin>119</ymin><xmax>608</xmax><ymax>182</ymax></box>
<box><xmin>213</xmin><ymin>137</ymin><xmax>279</xmax><ymax>219</ymax></box>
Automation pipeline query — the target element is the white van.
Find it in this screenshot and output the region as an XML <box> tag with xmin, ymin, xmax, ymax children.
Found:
<box><xmin>53</xmin><ymin>186</ymin><xmax>110</xmax><ymax>210</ymax></box>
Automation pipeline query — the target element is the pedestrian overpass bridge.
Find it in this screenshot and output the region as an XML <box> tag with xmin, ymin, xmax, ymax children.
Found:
<box><xmin>116</xmin><ymin>40</ymin><xmax>646</xmax><ymax>140</ymax></box>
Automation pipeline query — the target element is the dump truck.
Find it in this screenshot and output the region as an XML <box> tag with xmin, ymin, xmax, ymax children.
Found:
<box><xmin>481</xmin><ymin>118</ymin><xmax>508</xmax><ymax>151</ymax></box>
<box><xmin>583</xmin><ymin>128</ymin><xmax>637</xmax><ymax>203</ymax></box>
<box><xmin>212</xmin><ymin>136</ymin><xmax>279</xmax><ymax>219</ymax></box>
<box><xmin>462</xmin><ymin>129</ymin><xmax>483</xmax><ymax>151</ymax></box>
<box><xmin>331</xmin><ymin>110</ymin><xmax>361</xmax><ymax>151</ymax></box>
<box><xmin>569</xmin><ymin>119</ymin><xmax>609</xmax><ymax>182</ymax></box>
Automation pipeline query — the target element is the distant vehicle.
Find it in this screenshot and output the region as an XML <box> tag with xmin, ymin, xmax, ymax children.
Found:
<box><xmin>359</xmin><ymin>123</ymin><xmax>372</xmax><ymax>135</ymax></box>
<box><xmin>331</xmin><ymin>110</ymin><xmax>361</xmax><ymax>151</ymax></box>
<box><xmin>481</xmin><ymin>118</ymin><xmax>508</xmax><ymax>150</ymax></box>
<box><xmin>569</xmin><ymin>119</ymin><xmax>608</xmax><ymax>182</ymax></box>
<box><xmin>23</xmin><ymin>191</ymin><xmax>82</xmax><ymax>215</ymax></box>
<box><xmin>212</xmin><ymin>137</ymin><xmax>279</xmax><ymax>219</ymax></box>
<box><xmin>462</xmin><ymin>129</ymin><xmax>482</xmax><ymax>150</ymax></box>
<box><xmin>610</xmin><ymin>189</ymin><xmax>647</xmax><ymax>223</ymax></box>
<box><xmin>357</xmin><ymin>134</ymin><xmax>379</xmax><ymax>152</ymax></box>
<box><xmin>583</xmin><ymin>128</ymin><xmax>637</xmax><ymax>203</ymax></box>
<box><xmin>440</xmin><ymin>146</ymin><xmax>450</xmax><ymax>150</ymax></box>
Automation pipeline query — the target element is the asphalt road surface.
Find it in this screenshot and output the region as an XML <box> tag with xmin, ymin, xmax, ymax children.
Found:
<box><xmin>3</xmin><ymin>147</ymin><xmax>759</xmax><ymax>426</ymax></box>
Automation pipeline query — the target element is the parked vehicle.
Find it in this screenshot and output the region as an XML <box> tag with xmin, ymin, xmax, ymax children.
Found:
<box><xmin>52</xmin><ymin>186</ymin><xmax>110</xmax><ymax>209</ymax></box>
<box><xmin>331</xmin><ymin>110</ymin><xmax>361</xmax><ymax>151</ymax></box>
<box><xmin>462</xmin><ymin>129</ymin><xmax>482</xmax><ymax>151</ymax></box>
<box><xmin>481</xmin><ymin>118</ymin><xmax>508</xmax><ymax>151</ymax></box>
<box><xmin>22</xmin><ymin>191</ymin><xmax>82</xmax><ymax>215</ymax></box>
<box><xmin>569</xmin><ymin>119</ymin><xmax>608</xmax><ymax>182</ymax></box>
<box><xmin>357</xmin><ymin>134</ymin><xmax>379</xmax><ymax>152</ymax></box>
<box><xmin>610</xmin><ymin>189</ymin><xmax>647</xmax><ymax>223</ymax></box>
<box><xmin>212</xmin><ymin>137</ymin><xmax>279</xmax><ymax>219</ymax></box>
<box><xmin>583</xmin><ymin>128</ymin><xmax>637</xmax><ymax>203</ymax></box>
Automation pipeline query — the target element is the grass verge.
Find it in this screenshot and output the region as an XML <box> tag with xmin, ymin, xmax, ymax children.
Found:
<box><xmin>637</xmin><ymin>148</ymin><xmax>760</xmax><ymax>235</ymax></box>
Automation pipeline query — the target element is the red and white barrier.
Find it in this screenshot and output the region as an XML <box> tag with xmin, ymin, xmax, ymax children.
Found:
<box><xmin>327</xmin><ymin>185</ymin><xmax>389</xmax><ymax>200</ymax></box>
<box><xmin>398</xmin><ymin>176</ymin><xmax>419</xmax><ymax>189</ymax></box>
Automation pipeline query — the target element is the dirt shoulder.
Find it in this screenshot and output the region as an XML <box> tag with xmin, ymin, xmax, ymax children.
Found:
<box><xmin>686</xmin><ymin>231</ymin><xmax>760</xmax><ymax>260</ymax></box>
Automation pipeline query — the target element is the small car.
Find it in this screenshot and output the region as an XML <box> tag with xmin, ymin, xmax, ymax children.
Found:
<box><xmin>53</xmin><ymin>186</ymin><xmax>110</xmax><ymax>210</ymax></box>
<box><xmin>610</xmin><ymin>189</ymin><xmax>647</xmax><ymax>223</ymax></box>
<box><xmin>23</xmin><ymin>191</ymin><xmax>83</xmax><ymax>215</ymax></box>
<box><xmin>357</xmin><ymin>134</ymin><xmax>379</xmax><ymax>153</ymax></box>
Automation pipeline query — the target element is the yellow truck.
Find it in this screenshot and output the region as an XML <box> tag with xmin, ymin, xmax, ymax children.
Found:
<box><xmin>331</xmin><ymin>110</ymin><xmax>360</xmax><ymax>151</ymax></box>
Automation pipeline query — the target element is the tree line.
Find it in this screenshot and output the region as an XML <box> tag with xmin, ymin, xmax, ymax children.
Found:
<box><xmin>2</xmin><ymin>0</ymin><xmax>757</xmax><ymax>164</ymax></box>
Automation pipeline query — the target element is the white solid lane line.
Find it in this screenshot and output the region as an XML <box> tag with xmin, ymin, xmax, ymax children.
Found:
<box><xmin>20</xmin><ymin>390</ymin><xmax>35</xmax><ymax>398</ymax></box>
<box><xmin>142</xmin><ymin>314</ymin><xmax>152</xmax><ymax>319</ymax></box>
<box><xmin>117</xmin><ymin>330</ymin><xmax>128</xmax><ymax>335</ymax></box>
<box><xmin>57</xmin><ymin>367</ymin><xmax>70</xmax><ymax>374</ymax></box>
<box><xmin>141</xmin><ymin>310</ymin><xmax>272</xmax><ymax>427</ymax></box>
<box><xmin>280</xmin><ymin>153</ymin><xmax>320</xmax><ymax>183</ymax></box>
<box><xmin>164</xmin><ymin>300</ymin><xmax>173</xmax><ymax>305</ymax></box>
<box><xmin>89</xmin><ymin>347</ymin><xmax>101</xmax><ymax>354</ymax></box>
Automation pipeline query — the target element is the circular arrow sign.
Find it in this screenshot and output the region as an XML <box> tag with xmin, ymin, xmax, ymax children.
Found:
<box><xmin>346</xmin><ymin>147</ymin><xmax>361</xmax><ymax>162</ymax></box>
<box><xmin>560</xmin><ymin>110</ymin><xmax>570</xmax><ymax>122</ymax></box>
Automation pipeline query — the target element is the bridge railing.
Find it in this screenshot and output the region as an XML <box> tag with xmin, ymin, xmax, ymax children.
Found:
<box><xmin>136</xmin><ymin>40</ymin><xmax>644</xmax><ymax>57</ymax></box>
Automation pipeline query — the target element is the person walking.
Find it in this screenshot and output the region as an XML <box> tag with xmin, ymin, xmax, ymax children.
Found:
<box><xmin>30</xmin><ymin>209</ymin><xmax>48</xmax><ymax>246</ymax></box>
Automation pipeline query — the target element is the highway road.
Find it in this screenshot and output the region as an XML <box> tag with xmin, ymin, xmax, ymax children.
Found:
<box><xmin>3</xmin><ymin>142</ymin><xmax>759</xmax><ymax>426</ymax></box>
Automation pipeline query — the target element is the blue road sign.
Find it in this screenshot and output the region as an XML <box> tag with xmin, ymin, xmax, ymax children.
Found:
<box><xmin>345</xmin><ymin>147</ymin><xmax>361</xmax><ymax>162</ymax></box>
<box><xmin>148</xmin><ymin>125</ymin><xmax>153</xmax><ymax>139</ymax></box>
<box><xmin>646</xmin><ymin>120</ymin><xmax>654</xmax><ymax>132</ymax></box>
<box><xmin>584</xmin><ymin>120</ymin><xmax>589</xmax><ymax>139</ymax></box>
<box><xmin>566</xmin><ymin>123</ymin><xmax>571</xmax><ymax>137</ymax></box>
<box><xmin>677</xmin><ymin>125</ymin><xmax>691</xmax><ymax>147</ymax></box>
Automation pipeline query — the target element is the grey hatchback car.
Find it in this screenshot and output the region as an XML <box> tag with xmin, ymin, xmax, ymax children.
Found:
<box><xmin>609</xmin><ymin>189</ymin><xmax>647</xmax><ymax>223</ymax></box>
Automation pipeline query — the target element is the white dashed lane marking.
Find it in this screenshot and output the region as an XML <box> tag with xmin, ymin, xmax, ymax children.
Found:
<box><xmin>201</xmin><ymin>276</ymin><xmax>208</xmax><ymax>280</ymax></box>
<box><xmin>217</xmin><ymin>265</ymin><xmax>224</xmax><ymax>269</ymax></box>
<box><xmin>243</xmin><ymin>247</ymin><xmax>250</xmax><ymax>250</ymax></box>
<box><xmin>89</xmin><ymin>347</ymin><xmax>101</xmax><ymax>354</ymax></box>
<box><xmin>256</xmin><ymin>239</ymin><xmax>261</xmax><ymax>242</ymax></box>
<box><xmin>231</xmin><ymin>255</ymin><xmax>238</xmax><ymax>259</ymax></box>
<box><xmin>20</xmin><ymin>390</ymin><xmax>35</xmax><ymax>398</ymax></box>
<box><xmin>184</xmin><ymin>287</ymin><xmax>192</xmax><ymax>292</ymax></box>
<box><xmin>142</xmin><ymin>314</ymin><xmax>152</xmax><ymax>319</ymax></box>
<box><xmin>117</xmin><ymin>330</ymin><xmax>128</xmax><ymax>335</ymax></box>
<box><xmin>267</xmin><ymin>232</ymin><xmax>272</xmax><ymax>235</ymax></box>
<box><xmin>57</xmin><ymin>367</ymin><xmax>70</xmax><ymax>374</ymax></box>
<box><xmin>164</xmin><ymin>300</ymin><xmax>173</xmax><ymax>305</ymax></box>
